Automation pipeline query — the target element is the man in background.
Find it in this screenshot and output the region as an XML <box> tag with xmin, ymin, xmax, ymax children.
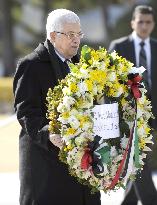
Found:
<box><xmin>109</xmin><ymin>5</ymin><xmax>157</xmax><ymax>205</ymax></box>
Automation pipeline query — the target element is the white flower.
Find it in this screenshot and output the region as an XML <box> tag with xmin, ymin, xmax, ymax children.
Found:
<box><xmin>110</xmin><ymin>164</ymin><xmax>117</xmax><ymax>177</ymax></box>
<box><xmin>145</xmin><ymin>134</ymin><xmax>154</xmax><ymax>144</ymax></box>
<box><xmin>82</xmin><ymin>122</ymin><xmax>92</xmax><ymax>131</ymax></box>
<box><xmin>110</xmin><ymin>51</ymin><xmax>117</xmax><ymax>60</ymax></box>
<box><xmin>68</xmin><ymin>116</ymin><xmax>80</xmax><ymax>129</ymax></box>
<box><xmin>100</xmin><ymin>61</ymin><xmax>106</xmax><ymax>70</ymax></box>
<box><xmin>114</xmin><ymin>154</ymin><xmax>123</xmax><ymax>162</ymax></box>
<box><xmin>137</xmin><ymin>109</ymin><xmax>143</xmax><ymax>118</ymax></box>
<box><xmin>114</xmin><ymin>86</ymin><xmax>123</xmax><ymax>97</ymax></box>
<box><xmin>92</xmin><ymin>85</ymin><xmax>98</xmax><ymax>95</ymax></box>
<box><xmin>129</xmin><ymin>66</ymin><xmax>146</xmax><ymax>74</ymax></box>
<box><xmin>75</xmin><ymin>135</ymin><xmax>87</xmax><ymax>146</ymax></box>
<box><xmin>62</xmin><ymin>86</ymin><xmax>70</xmax><ymax>95</ymax></box>
<box><xmin>57</xmin><ymin>103</ymin><xmax>64</xmax><ymax>112</ymax></box>
<box><xmin>110</xmin><ymin>146</ymin><xmax>118</xmax><ymax>157</ymax></box>
<box><xmin>78</xmin><ymin>81</ymin><xmax>87</xmax><ymax>94</ymax></box>
<box><xmin>58</xmin><ymin>116</ymin><xmax>68</xmax><ymax>124</ymax></box>
<box><xmin>139</xmin><ymin>155</ymin><xmax>145</xmax><ymax>166</ymax></box>
<box><xmin>80</xmin><ymin>132</ymin><xmax>94</xmax><ymax>141</ymax></box>
<box><xmin>107</xmin><ymin>72</ymin><xmax>116</xmax><ymax>82</ymax></box>
<box><xmin>69</xmin><ymin>108</ymin><xmax>79</xmax><ymax>116</ymax></box>
<box><xmin>62</xmin><ymin>96</ymin><xmax>75</xmax><ymax>109</ymax></box>
<box><xmin>80</xmin><ymin>67</ymin><xmax>89</xmax><ymax>78</ymax></box>
<box><xmin>103</xmin><ymin>164</ymin><xmax>109</xmax><ymax>175</ymax></box>
<box><xmin>143</xmin><ymin>146</ymin><xmax>152</xmax><ymax>152</ymax></box>
<box><xmin>120</xmin><ymin>136</ymin><xmax>129</xmax><ymax>149</ymax></box>
<box><xmin>79</xmin><ymin>94</ymin><xmax>94</xmax><ymax>109</ymax></box>
<box><xmin>138</xmin><ymin>126</ymin><xmax>145</xmax><ymax>136</ymax></box>
<box><xmin>82</xmin><ymin>170</ymin><xmax>92</xmax><ymax>180</ymax></box>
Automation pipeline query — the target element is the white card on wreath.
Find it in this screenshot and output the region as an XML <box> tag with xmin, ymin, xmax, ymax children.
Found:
<box><xmin>92</xmin><ymin>103</ymin><xmax>120</xmax><ymax>139</ymax></box>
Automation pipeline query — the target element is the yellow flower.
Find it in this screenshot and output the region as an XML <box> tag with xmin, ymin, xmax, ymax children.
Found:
<box><xmin>91</xmin><ymin>50</ymin><xmax>99</xmax><ymax>61</ymax></box>
<box><xmin>121</xmin><ymin>98</ymin><xmax>127</xmax><ymax>106</ymax></box>
<box><xmin>81</xmin><ymin>63</ymin><xmax>88</xmax><ymax>69</ymax></box>
<box><xmin>80</xmin><ymin>116</ymin><xmax>90</xmax><ymax>128</ymax></box>
<box><xmin>62</xmin><ymin>112</ymin><xmax>69</xmax><ymax>119</ymax></box>
<box><xmin>67</xmin><ymin>144</ymin><xmax>73</xmax><ymax>150</ymax></box>
<box><xmin>66</xmin><ymin>128</ymin><xmax>76</xmax><ymax>136</ymax></box>
<box><xmin>107</xmin><ymin>82</ymin><xmax>123</xmax><ymax>97</ymax></box>
<box><xmin>139</xmin><ymin>137</ymin><xmax>146</xmax><ymax>150</ymax></box>
<box><xmin>69</xmin><ymin>82</ymin><xmax>78</xmax><ymax>93</ymax></box>
<box><xmin>85</xmin><ymin>79</ymin><xmax>93</xmax><ymax>92</ymax></box>
<box><xmin>88</xmin><ymin>59</ymin><xmax>93</xmax><ymax>65</ymax></box>
<box><xmin>64</xmin><ymin>143</ymin><xmax>74</xmax><ymax>151</ymax></box>
<box><xmin>90</xmin><ymin>70</ymin><xmax>106</xmax><ymax>85</ymax></box>
<box><xmin>145</xmin><ymin>127</ymin><xmax>151</xmax><ymax>135</ymax></box>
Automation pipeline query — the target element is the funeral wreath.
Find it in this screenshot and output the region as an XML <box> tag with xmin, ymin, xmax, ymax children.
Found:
<box><xmin>46</xmin><ymin>45</ymin><xmax>154</xmax><ymax>193</ymax></box>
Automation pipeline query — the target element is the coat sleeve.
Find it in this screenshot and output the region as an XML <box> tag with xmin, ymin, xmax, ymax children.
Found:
<box><xmin>108</xmin><ymin>40</ymin><xmax>119</xmax><ymax>53</ymax></box>
<box><xmin>13</xmin><ymin>58</ymin><xmax>50</xmax><ymax>150</ymax></box>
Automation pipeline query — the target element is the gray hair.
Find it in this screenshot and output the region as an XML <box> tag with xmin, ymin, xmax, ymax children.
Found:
<box><xmin>46</xmin><ymin>9</ymin><xmax>80</xmax><ymax>40</ymax></box>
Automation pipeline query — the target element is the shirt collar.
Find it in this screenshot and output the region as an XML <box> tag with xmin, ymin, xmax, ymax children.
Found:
<box><xmin>132</xmin><ymin>31</ymin><xmax>150</xmax><ymax>46</ymax></box>
<box><xmin>54</xmin><ymin>48</ymin><xmax>71</xmax><ymax>62</ymax></box>
<box><xmin>54</xmin><ymin>48</ymin><xmax>66</xmax><ymax>62</ymax></box>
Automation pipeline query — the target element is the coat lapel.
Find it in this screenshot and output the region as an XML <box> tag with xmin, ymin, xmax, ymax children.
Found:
<box><xmin>34</xmin><ymin>39</ymin><xmax>80</xmax><ymax>84</ymax></box>
<box><xmin>150</xmin><ymin>39</ymin><xmax>157</xmax><ymax>94</ymax></box>
<box><xmin>127</xmin><ymin>35</ymin><xmax>136</xmax><ymax>66</ymax></box>
<box><xmin>150</xmin><ymin>39</ymin><xmax>157</xmax><ymax>73</ymax></box>
<box><xmin>44</xmin><ymin>39</ymin><xmax>64</xmax><ymax>84</ymax></box>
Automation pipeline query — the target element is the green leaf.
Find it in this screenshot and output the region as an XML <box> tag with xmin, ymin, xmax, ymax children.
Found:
<box><xmin>81</xmin><ymin>45</ymin><xmax>91</xmax><ymax>62</ymax></box>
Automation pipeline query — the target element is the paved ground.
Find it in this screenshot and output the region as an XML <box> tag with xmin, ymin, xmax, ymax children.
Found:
<box><xmin>0</xmin><ymin>115</ymin><xmax>19</xmax><ymax>172</ymax></box>
<box><xmin>1</xmin><ymin>172</ymin><xmax>157</xmax><ymax>205</ymax></box>
<box><xmin>0</xmin><ymin>115</ymin><xmax>157</xmax><ymax>205</ymax></box>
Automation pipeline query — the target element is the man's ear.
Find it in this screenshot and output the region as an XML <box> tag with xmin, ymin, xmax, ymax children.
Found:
<box><xmin>50</xmin><ymin>32</ymin><xmax>56</xmax><ymax>42</ymax></box>
<box><xmin>131</xmin><ymin>20</ymin><xmax>134</xmax><ymax>30</ymax></box>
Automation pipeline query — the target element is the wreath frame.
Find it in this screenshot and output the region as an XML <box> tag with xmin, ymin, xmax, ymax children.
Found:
<box><xmin>46</xmin><ymin>45</ymin><xmax>153</xmax><ymax>192</ymax></box>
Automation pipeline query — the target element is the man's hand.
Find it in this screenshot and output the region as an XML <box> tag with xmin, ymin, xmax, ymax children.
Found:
<box><xmin>49</xmin><ymin>134</ymin><xmax>63</xmax><ymax>149</ymax></box>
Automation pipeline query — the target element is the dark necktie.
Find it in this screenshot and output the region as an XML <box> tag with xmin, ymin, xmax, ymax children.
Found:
<box><xmin>64</xmin><ymin>59</ymin><xmax>70</xmax><ymax>73</ymax></box>
<box><xmin>139</xmin><ymin>41</ymin><xmax>147</xmax><ymax>69</ymax></box>
<box><xmin>139</xmin><ymin>41</ymin><xmax>149</xmax><ymax>91</ymax></box>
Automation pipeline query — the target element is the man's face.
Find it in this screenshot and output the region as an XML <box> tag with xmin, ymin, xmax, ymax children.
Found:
<box><xmin>51</xmin><ymin>22</ymin><xmax>82</xmax><ymax>59</ymax></box>
<box><xmin>131</xmin><ymin>13</ymin><xmax>155</xmax><ymax>39</ymax></box>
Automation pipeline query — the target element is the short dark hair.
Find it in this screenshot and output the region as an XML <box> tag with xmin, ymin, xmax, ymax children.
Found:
<box><xmin>132</xmin><ymin>5</ymin><xmax>155</xmax><ymax>21</ymax></box>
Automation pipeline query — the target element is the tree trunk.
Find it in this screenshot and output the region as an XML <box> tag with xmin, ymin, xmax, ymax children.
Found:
<box><xmin>0</xmin><ymin>0</ymin><xmax>15</xmax><ymax>76</ymax></box>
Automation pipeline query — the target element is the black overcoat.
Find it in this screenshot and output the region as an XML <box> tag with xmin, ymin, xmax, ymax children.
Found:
<box><xmin>13</xmin><ymin>40</ymin><xmax>101</xmax><ymax>205</ymax></box>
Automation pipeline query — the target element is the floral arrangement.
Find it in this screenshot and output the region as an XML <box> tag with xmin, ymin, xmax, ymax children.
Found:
<box><xmin>46</xmin><ymin>45</ymin><xmax>154</xmax><ymax>193</ymax></box>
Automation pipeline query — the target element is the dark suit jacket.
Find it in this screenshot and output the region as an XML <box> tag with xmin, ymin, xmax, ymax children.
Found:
<box><xmin>13</xmin><ymin>40</ymin><xmax>100</xmax><ymax>205</ymax></box>
<box><xmin>109</xmin><ymin>35</ymin><xmax>157</xmax><ymax>129</ymax></box>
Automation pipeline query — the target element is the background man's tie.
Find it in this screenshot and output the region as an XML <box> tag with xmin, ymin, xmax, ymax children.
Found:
<box><xmin>139</xmin><ymin>41</ymin><xmax>147</xmax><ymax>69</ymax></box>
<box><xmin>139</xmin><ymin>41</ymin><xmax>149</xmax><ymax>93</ymax></box>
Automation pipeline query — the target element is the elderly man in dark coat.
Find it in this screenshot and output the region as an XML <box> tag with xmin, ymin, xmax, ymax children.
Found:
<box><xmin>13</xmin><ymin>9</ymin><xmax>101</xmax><ymax>205</ymax></box>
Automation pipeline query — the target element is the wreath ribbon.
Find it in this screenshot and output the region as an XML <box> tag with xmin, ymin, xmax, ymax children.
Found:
<box><xmin>81</xmin><ymin>148</ymin><xmax>93</xmax><ymax>170</ymax></box>
<box><xmin>127</xmin><ymin>74</ymin><xmax>142</xmax><ymax>99</ymax></box>
<box><xmin>81</xmin><ymin>135</ymin><xmax>107</xmax><ymax>177</ymax></box>
<box><xmin>108</xmin><ymin>121</ymin><xmax>135</xmax><ymax>189</ymax></box>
